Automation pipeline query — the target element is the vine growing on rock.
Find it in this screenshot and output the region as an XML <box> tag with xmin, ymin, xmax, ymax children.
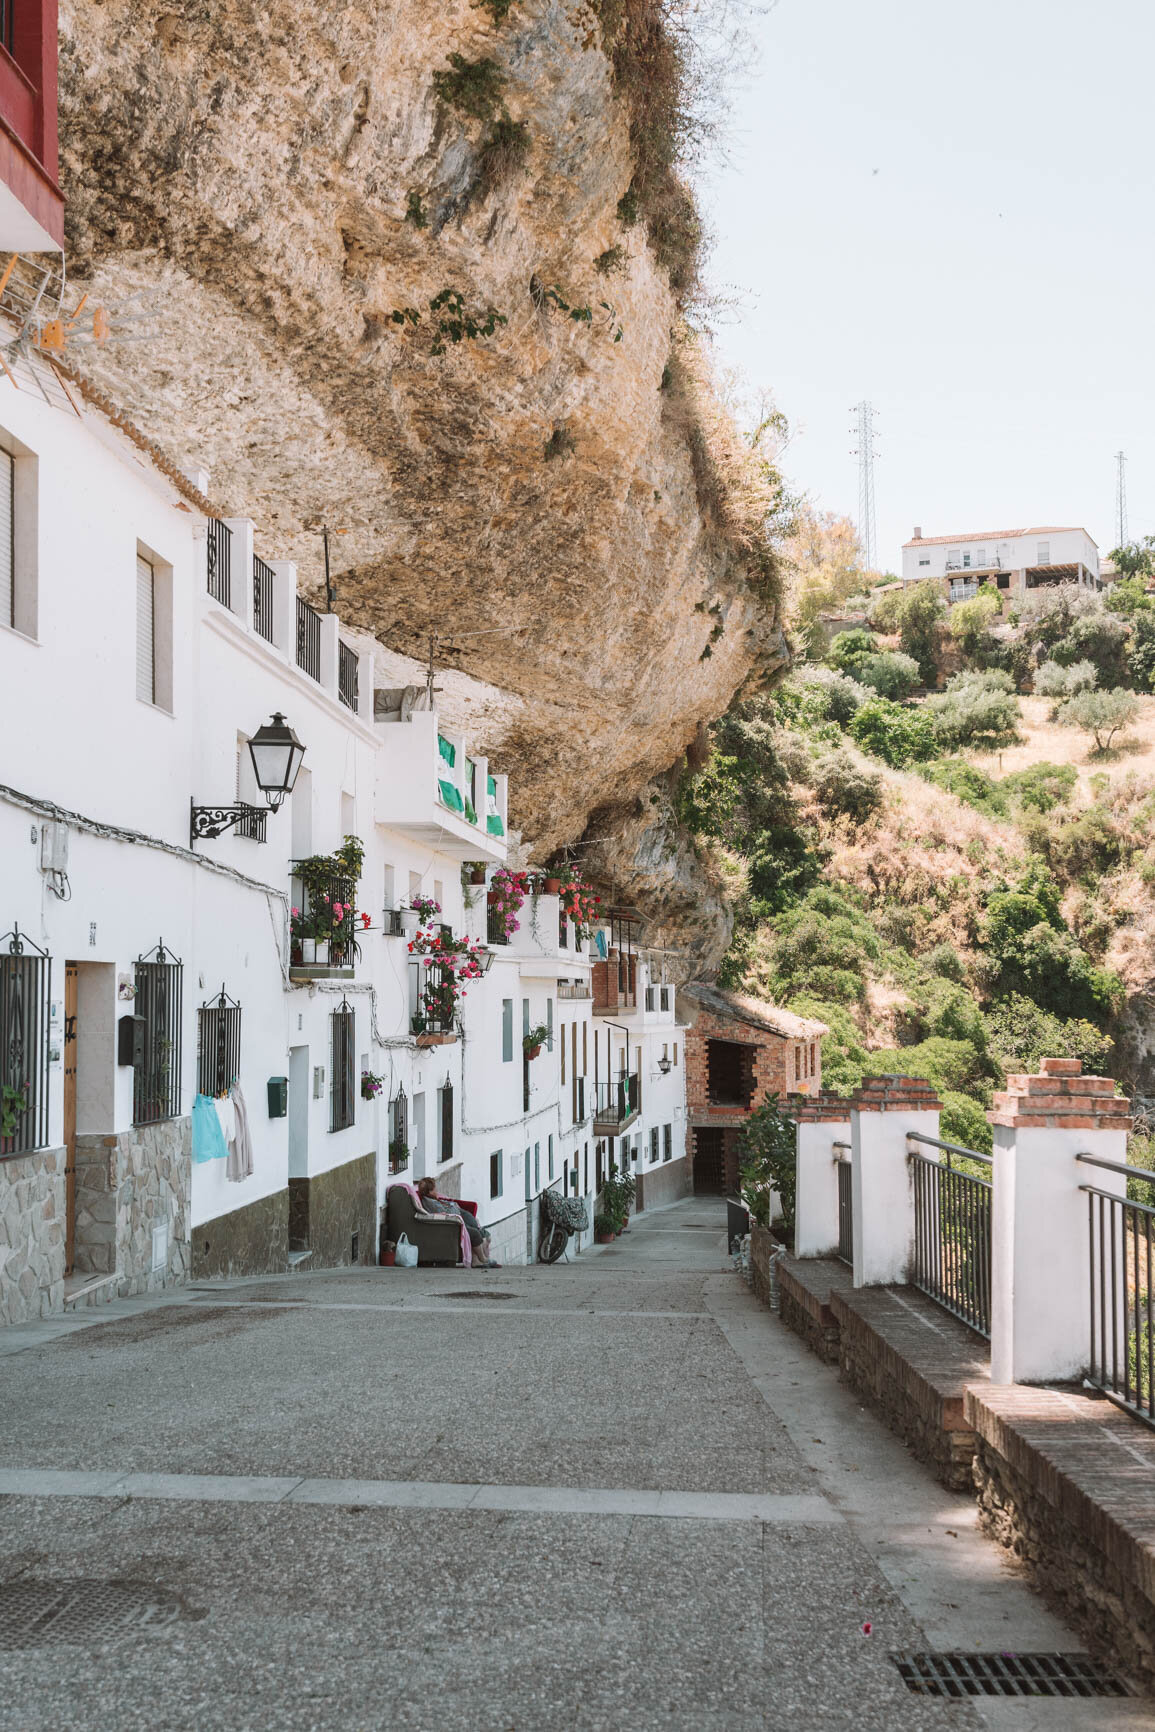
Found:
<box><xmin>390</xmin><ymin>289</ymin><xmax>508</xmax><ymax>355</ymax></box>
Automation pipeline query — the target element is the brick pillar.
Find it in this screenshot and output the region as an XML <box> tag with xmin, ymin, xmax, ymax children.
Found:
<box><xmin>851</xmin><ymin>1075</ymin><xmax>941</xmax><ymax>1287</ymax></box>
<box><xmin>792</xmin><ymin>1094</ymin><xmax>852</xmax><ymax>1258</ymax></box>
<box><xmin>989</xmin><ymin>1058</ymin><xmax>1132</xmax><ymax>1386</ymax></box>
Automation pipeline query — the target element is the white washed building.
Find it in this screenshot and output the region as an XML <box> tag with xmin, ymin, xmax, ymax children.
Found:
<box><xmin>902</xmin><ymin>525</ymin><xmax>1100</xmax><ymax>604</ymax></box>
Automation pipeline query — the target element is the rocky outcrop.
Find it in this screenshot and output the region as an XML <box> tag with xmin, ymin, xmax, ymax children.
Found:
<box><xmin>56</xmin><ymin>0</ymin><xmax>786</xmax><ymax>967</ymax></box>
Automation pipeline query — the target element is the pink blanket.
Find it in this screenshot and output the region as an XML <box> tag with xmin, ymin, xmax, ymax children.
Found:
<box><xmin>388</xmin><ymin>1181</ymin><xmax>472</xmax><ymax>1268</ymax></box>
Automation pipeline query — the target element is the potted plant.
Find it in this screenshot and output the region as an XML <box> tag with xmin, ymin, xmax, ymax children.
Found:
<box><xmin>388</xmin><ymin>1139</ymin><xmax>410</xmax><ymax>1173</ymax></box>
<box><xmin>467</xmin><ymin>863</ymin><xmax>487</xmax><ymax>886</ymax></box>
<box><xmin>410</xmin><ymin>1014</ymin><xmax>427</xmax><ymax>1037</ymax></box>
<box><xmin>543</xmin><ymin>874</ymin><xmax>562</xmax><ymax>894</ymax></box>
<box><xmin>361</xmin><ymin>1070</ymin><xmax>385</xmax><ymax>1101</ymax></box>
<box><xmin>594</xmin><ymin>1213</ymin><xmax>616</xmax><ymax>1245</ymax></box>
<box><xmin>486</xmin><ymin>866</ymin><xmax>530</xmax><ymax>942</ymax></box>
<box><xmin>523</xmin><ymin>1023</ymin><xmax>549</xmax><ymax>1061</ymax></box>
<box><xmin>380</xmin><ymin>1239</ymin><xmax>397</xmax><ymax>1267</ymax></box>
<box><xmin>411</xmin><ymin>893</ymin><xmax>441</xmax><ymax>925</ymax></box>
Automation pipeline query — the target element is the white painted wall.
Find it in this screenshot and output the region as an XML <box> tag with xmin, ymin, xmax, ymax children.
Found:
<box><xmin>902</xmin><ymin>527</ymin><xmax>1099</xmax><ymax>584</ymax></box>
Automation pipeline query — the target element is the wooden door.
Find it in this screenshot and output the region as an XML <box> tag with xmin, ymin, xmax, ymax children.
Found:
<box><xmin>63</xmin><ymin>963</ymin><xmax>78</xmax><ymax>1276</ymax></box>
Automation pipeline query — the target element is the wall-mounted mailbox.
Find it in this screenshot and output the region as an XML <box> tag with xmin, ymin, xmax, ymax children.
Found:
<box><xmin>267</xmin><ymin>1076</ymin><xmax>288</xmax><ymax>1118</ymax></box>
<box><xmin>117</xmin><ymin>1014</ymin><xmax>145</xmax><ymax>1068</ymax></box>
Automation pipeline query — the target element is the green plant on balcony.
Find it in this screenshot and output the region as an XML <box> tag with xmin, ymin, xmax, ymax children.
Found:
<box><xmin>1</xmin><ymin>1082</ymin><xmax>27</xmax><ymax>1139</ymax></box>
<box><xmin>523</xmin><ymin>1024</ymin><xmax>549</xmax><ymax>1059</ymax></box>
<box><xmin>389</xmin><ymin>1139</ymin><xmax>410</xmax><ymax>1172</ymax></box>
<box><xmin>558</xmin><ymin>874</ymin><xmax>601</xmax><ymax>939</ymax></box>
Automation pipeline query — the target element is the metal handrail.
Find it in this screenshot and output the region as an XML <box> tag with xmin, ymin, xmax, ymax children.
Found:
<box><xmin>1076</xmin><ymin>1152</ymin><xmax>1155</xmax><ymax>1185</ymax></box>
<box><xmin>907</xmin><ymin>1131</ymin><xmax>992</xmax><ymax>1166</ymax></box>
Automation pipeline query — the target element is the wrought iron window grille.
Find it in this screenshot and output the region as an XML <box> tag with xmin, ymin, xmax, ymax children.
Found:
<box><xmin>196</xmin><ymin>987</ymin><xmax>242</xmax><ymax>1098</ymax></box>
<box><xmin>0</xmin><ymin>925</ymin><xmax>51</xmax><ymax>1158</ymax></box>
<box><xmin>133</xmin><ymin>941</ymin><xmax>183</xmax><ymax>1126</ymax></box>
<box><xmin>330</xmin><ymin>998</ymin><xmax>355</xmax><ymax>1132</ymax></box>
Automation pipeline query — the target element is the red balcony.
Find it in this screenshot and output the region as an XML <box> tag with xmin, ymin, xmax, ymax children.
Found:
<box><xmin>0</xmin><ymin>0</ymin><xmax>64</xmax><ymax>251</ymax></box>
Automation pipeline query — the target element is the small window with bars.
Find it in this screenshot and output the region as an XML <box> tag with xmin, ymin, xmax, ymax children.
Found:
<box><xmin>439</xmin><ymin>1080</ymin><xmax>454</xmax><ymax>1163</ymax></box>
<box><xmin>1</xmin><ymin>926</ymin><xmax>51</xmax><ymax>1158</ymax></box>
<box><xmin>663</xmin><ymin>1123</ymin><xmax>673</xmax><ymax>1162</ymax></box>
<box><xmin>330</xmin><ymin>1000</ymin><xmax>355</xmax><ymax>1132</ymax></box>
<box><xmin>196</xmin><ymin>988</ymin><xmax>241</xmax><ymax>1097</ymax></box>
<box><xmin>649</xmin><ymin>1126</ymin><xmax>659</xmax><ymax>1164</ymax></box>
<box><xmin>134</xmin><ymin>941</ymin><xmax>183</xmax><ymax>1125</ymax></box>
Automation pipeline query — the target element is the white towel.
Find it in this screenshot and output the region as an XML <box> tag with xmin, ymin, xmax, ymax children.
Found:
<box><xmin>214</xmin><ymin>1094</ymin><xmax>236</xmax><ymax>1152</ymax></box>
<box><xmin>227</xmin><ymin>1081</ymin><xmax>254</xmax><ymax>1182</ymax></box>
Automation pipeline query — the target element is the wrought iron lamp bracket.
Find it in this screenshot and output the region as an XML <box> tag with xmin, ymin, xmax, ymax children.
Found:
<box><xmin>189</xmin><ymin>802</ymin><xmax>268</xmax><ymax>846</ymax></box>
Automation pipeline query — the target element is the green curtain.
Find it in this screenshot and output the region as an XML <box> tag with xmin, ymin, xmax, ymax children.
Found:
<box><xmin>487</xmin><ymin>812</ymin><xmax>505</xmax><ymax>836</ymax></box>
<box><xmin>438</xmin><ymin>736</ymin><xmax>456</xmax><ymax>768</ymax></box>
<box><xmin>439</xmin><ymin>778</ymin><xmax>465</xmax><ymax>814</ymax></box>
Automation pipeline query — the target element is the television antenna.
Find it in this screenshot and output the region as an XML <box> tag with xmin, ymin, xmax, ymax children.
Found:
<box><xmin>849</xmin><ymin>400</ymin><xmax>879</xmax><ymax>571</ymax></box>
<box><xmin>423</xmin><ymin>622</ymin><xmax>539</xmax><ymax>708</ymax></box>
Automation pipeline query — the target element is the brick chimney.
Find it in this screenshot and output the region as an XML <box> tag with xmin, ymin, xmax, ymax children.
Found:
<box><xmin>912</xmin><ymin>525</ymin><xmax>923</xmax><ymax>540</ymax></box>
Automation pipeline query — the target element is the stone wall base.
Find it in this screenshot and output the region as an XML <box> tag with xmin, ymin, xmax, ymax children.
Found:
<box><xmin>0</xmin><ymin>1146</ymin><xmax>65</xmax><ymax>1326</ymax></box>
<box><xmin>293</xmin><ymin>1151</ymin><xmax>377</xmax><ymax>1269</ymax></box>
<box><xmin>636</xmin><ymin>1156</ymin><xmax>690</xmax><ymax>1213</ymax></box>
<box><xmin>192</xmin><ymin>1188</ymin><xmax>290</xmax><ymax>1279</ymax></box>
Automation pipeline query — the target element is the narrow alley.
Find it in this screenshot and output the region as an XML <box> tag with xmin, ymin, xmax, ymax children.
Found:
<box><xmin>0</xmin><ymin>1199</ymin><xmax>1148</xmax><ymax>1731</ymax></box>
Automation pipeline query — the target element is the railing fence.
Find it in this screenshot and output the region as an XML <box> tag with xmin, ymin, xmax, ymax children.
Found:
<box><xmin>907</xmin><ymin>1132</ymin><xmax>992</xmax><ymax>1337</ymax></box>
<box><xmin>1079</xmin><ymin>1153</ymin><xmax>1155</xmax><ymax>1429</ymax></box>
<box><xmin>833</xmin><ymin>1141</ymin><xmax>853</xmax><ymax>1266</ymax></box>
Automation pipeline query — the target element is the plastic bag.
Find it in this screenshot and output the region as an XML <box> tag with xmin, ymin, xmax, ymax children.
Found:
<box><xmin>395</xmin><ymin>1232</ymin><xmax>418</xmax><ymax>1268</ymax></box>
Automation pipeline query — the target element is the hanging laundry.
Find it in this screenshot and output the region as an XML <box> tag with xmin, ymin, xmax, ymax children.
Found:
<box><xmin>227</xmin><ymin>1081</ymin><xmax>255</xmax><ymax>1182</ymax></box>
<box><xmin>214</xmin><ymin>1093</ymin><xmax>236</xmax><ymax>1153</ymax></box>
<box><xmin>192</xmin><ymin>1093</ymin><xmax>229</xmax><ymax>1163</ymax></box>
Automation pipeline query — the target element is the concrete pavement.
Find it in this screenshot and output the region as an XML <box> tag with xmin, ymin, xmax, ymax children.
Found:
<box><xmin>0</xmin><ymin>1197</ymin><xmax>1150</xmax><ymax>1730</ymax></box>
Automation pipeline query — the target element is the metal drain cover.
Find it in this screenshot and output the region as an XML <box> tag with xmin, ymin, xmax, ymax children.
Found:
<box><xmin>0</xmin><ymin>1579</ymin><xmax>197</xmax><ymax>1649</ymax></box>
<box><xmin>893</xmin><ymin>1652</ymin><xmax>1132</xmax><ymax>1699</ymax></box>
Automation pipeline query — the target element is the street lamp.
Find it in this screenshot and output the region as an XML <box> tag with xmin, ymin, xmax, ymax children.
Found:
<box><xmin>658</xmin><ymin>1056</ymin><xmax>672</xmax><ymax>1076</ymax></box>
<box><xmin>190</xmin><ymin>712</ymin><xmax>306</xmax><ymax>844</ymax></box>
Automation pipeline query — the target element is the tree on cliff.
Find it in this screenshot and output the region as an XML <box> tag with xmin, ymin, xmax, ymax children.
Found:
<box><xmin>786</xmin><ymin>509</ymin><xmax>873</xmax><ymax>655</ymax></box>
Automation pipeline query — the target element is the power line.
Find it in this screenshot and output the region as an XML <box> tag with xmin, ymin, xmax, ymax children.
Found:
<box><xmin>850</xmin><ymin>401</ymin><xmax>879</xmax><ymax>571</ymax></box>
<box><xmin>1115</xmin><ymin>450</ymin><xmax>1128</xmax><ymax>550</ymax></box>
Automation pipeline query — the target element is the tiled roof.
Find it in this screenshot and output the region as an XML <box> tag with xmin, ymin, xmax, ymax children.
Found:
<box><xmin>903</xmin><ymin>526</ymin><xmax>1094</xmax><ymax>549</ymax></box>
<box><xmin>684</xmin><ymin>981</ymin><xmax>828</xmax><ymax>1040</ymax></box>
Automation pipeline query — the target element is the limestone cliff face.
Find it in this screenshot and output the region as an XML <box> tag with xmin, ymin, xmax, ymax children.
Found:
<box><xmin>56</xmin><ymin>0</ymin><xmax>785</xmax><ymax>970</ymax></box>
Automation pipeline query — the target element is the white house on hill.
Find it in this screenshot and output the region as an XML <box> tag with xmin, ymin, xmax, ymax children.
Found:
<box><xmin>902</xmin><ymin>525</ymin><xmax>1100</xmax><ymax>605</ymax></box>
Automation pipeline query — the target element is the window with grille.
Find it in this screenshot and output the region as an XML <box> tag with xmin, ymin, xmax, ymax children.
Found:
<box><xmin>197</xmin><ymin>989</ymin><xmax>241</xmax><ymax>1097</ymax></box>
<box><xmin>330</xmin><ymin>1001</ymin><xmax>355</xmax><ymax>1131</ymax></box>
<box><xmin>133</xmin><ymin>942</ymin><xmax>183</xmax><ymax>1125</ymax></box>
<box><xmin>663</xmin><ymin>1123</ymin><xmax>673</xmax><ymax>1162</ymax></box>
<box><xmin>650</xmin><ymin>1126</ymin><xmax>659</xmax><ymax>1164</ymax></box>
<box><xmin>389</xmin><ymin>1087</ymin><xmax>409</xmax><ymax>1171</ymax></box>
<box><xmin>439</xmin><ymin>1081</ymin><xmax>453</xmax><ymax>1163</ymax></box>
<box><xmin>0</xmin><ymin>926</ymin><xmax>50</xmax><ymax>1157</ymax></box>
<box><xmin>136</xmin><ymin>553</ymin><xmax>155</xmax><ymax>703</ymax></box>
<box><xmin>0</xmin><ymin>447</ymin><xmax>12</xmax><ymax>630</ymax></box>
<box><xmin>490</xmin><ymin>1149</ymin><xmax>503</xmax><ymax>1198</ymax></box>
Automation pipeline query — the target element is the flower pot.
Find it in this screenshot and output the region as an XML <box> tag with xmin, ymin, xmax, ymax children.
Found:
<box><xmin>400</xmin><ymin>908</ymin><xmax>420</xmax><ymax>936</ymax></box>
<box><xmin>524</xmin><ymin>1044</ymin><xmax>542</xmax><ymax>1061</ymax></box>
<box><xmin>544</xmin><ymin>877</ymin><xmax>561</xmax><ymax>894</ymax></box>
<box><xmin>315</xmin><ymin>939</ymin><xmax>330</xmax><ymax>966</ymax></box>
<box><xmin>301</xmin><ymin>938</ymin><xmax>317</xmax><ymax>965</ymax></box>
<box><xmin>381</xmin><ymin>1247</ymin><xmax>396</xmax><ymax>1267</ymax></box>
<box><xmin>470</xmin><ymin>869</ymin><xmax>487</xmax><ymax>886</ymax></box>
<box><xmin>595</xmin><ymin>1230</ymin><xmax>614</xmax><ymax>1244</ymax></box>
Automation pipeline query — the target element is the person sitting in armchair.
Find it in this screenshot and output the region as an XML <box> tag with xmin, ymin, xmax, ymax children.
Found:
<box><xmin>415</xmin><ymin>1177</ymin><xmax>501</xmax><ymax>1268</ymax></box>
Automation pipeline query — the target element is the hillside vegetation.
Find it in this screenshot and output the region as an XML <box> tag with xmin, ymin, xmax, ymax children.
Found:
<box><xmin>677</xmin><ymin>562</ymin><xmax>1155</xmax><ymax>1147</ymax></box>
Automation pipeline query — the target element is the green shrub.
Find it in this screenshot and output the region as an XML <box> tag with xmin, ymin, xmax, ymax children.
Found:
<box><xmin>939</xmin><ymin>1091</ymin><xmax>993</xmax><ymax>1156</ymax></box>
<box><xmin>1020</xmin><ymin>804</ymin><xmax>1127</xmax><ymax>884</ymax></box>
<box><xmin>1035</xmin><ymin>658</ymin><xmax>1097</xmax><ymax>700</ymax></box>
<box><xmin>790</xmin><ymin>666</ymin><xmax>868</xmax><ymax>727</ymax></box>
<box><xmin>920</xmin><ymin>759</ymin><xmax>1007</xmax><ymax>817</ymax></box>
<box><xmin>927</xmin><ymin>943</ymin><xmax>965</xmax><ymax>981</ymax></box>
<box><xmin>1000</xmin><ymin>761</ymin><xmax>1077</xmax><ymax>813</ymax></box>
<box><xmin>927</xmin><ymin>670</ymin><xmax>1019</xmax><ymax>750</ymax></box>
<box><xmin>738</xmin><ymin>1094</ymin><xmax>797</xmax><ymax>1229</ymax></box>
<box><xmin>849</xmin><ymin>697</ymin><xmax>938</xmax><ymax>768</ymax></box>
<box><xmin>1128</xmin><ymin>612</ymin><xmax>1155</xmax><ymax>692</ymax></box>
<box><xmin>827</xmin><ymin>628</ymin><xmax>877</xmax><ymax>679</ymax></box>
<box><xmin>811</xmin><ymin>750</ymin><xmax>884</xmax><ymax>822</ymax></box>
<box><xmin>863</xmin><ymin>1036</ymin><xmax>986</xmax><ymax>1097</ymax></box>
<box><xmin>895</xmin><ymin>581</ymin><xmax>947</xmax><ymax>682</ymax></box>
<box><xmin>788</xmin><ymin>997</ymin><xmax>869</xmax><ymax>1096</ymax></box>
<box><xmin>949</xmin><ymin>588</ymin><xmax>1003</xmax><ymax>664</ymax></box>
<box><xmin>771</xmin><ymin>889</ymin><xmax>882</xmax><ymax>1005</ymax></box>
<box><xmin>859</xmin><ymin>649</ymin><xmax>921</xmax><ymax>700</ymax></box>
<box><xmin>985</xmin><ymin>994</ymin><xmax>1113</xmax><ymax>1077</ymax></box>
<box><xmin>432</xmin><ymin>54</ymin><xmax>506</xmax><ymax>120</ymax></box>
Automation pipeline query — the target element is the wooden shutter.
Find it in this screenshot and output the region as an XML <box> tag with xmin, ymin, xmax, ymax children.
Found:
<box><xmin>136</xmin><ymin>554</ymin><xmax>155</xmax><ymax>703</ymax></box>
<box><xmin>502</xmin><ymin>999</ymin><xmax>513</xmax><ymax>1062</ymax></box>
<box><xmin>0</xmin><ymin>448</ymin><xmax>12</xmax><ymax>629</ymax></box>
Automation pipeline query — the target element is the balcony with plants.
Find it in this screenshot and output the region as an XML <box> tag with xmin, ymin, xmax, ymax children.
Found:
<box><xmin>289</xmin><ymin>836</ymin><xmax>369</xmax><ymax>980</ymax></box>
<box><xmin>593</xmin><ymin>1071</ymin><xmax>641</xmax><ymax>1134</ymax></box>
<box><xmin>486</xmin><ymin>868</ymin><xmax>600</xmax><ymax>976</ymax></box>
<box><xmin>408</xmin><ymin>905</ymin><xmax>490</xmax><ymax>1046</ymax></box>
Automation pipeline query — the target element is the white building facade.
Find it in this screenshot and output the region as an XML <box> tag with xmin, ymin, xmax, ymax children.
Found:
<box><xmin>902</xmin><ymin>525</ymin><xmax>1100</xmax><ymax>604</ymax></box>
<box><xmin>0</xmin><ymin>353</ymin><xmax>688</xmax><ymax>1325</ymax></box>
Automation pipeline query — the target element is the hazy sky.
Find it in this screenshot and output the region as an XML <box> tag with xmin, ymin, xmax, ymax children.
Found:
<box><xmin>700</xmin><ymin>0</ymin><xmax>1155</xmax><ymax>572</ymax></box>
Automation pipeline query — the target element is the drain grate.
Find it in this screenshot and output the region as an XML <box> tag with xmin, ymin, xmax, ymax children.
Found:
<box><xmin>892</xmin><ymin>1652</ymin><xmax>1132</xmax><ymax>1699</ymax></box>
<box><xmin>0</xmin><ymin>1580</ymin><xmax>197</xmax><ymax>1649</ymax></box>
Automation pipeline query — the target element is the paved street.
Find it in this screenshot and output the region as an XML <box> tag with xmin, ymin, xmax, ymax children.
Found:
<box><xmin>0</xmin><ymin>1198</ymin><xmax>1150</xmax><ymax>1731</ymax></box>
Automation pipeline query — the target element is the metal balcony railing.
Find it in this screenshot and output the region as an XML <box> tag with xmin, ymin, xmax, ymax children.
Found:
<box><xmin>207</xmin><ymin>519</ymin><xmax>232</xmax><ymax>607</ymax></box>
<box><xmin>594</xmin><ymin>1072</ymin><xmax>640</xmax><ymax>1132</ymax></box>
<box><xmin>1079</xmin><ymin>1153</ymin><xmax>1155</xmax><ymax>1429</ymax></box>
<box><xmin>487</xmin><ymin>905</ymin><xmax>509</xmax><ymax>946</ymax></box>
<box><xmin>557</xmin><ymin>981</ymin><xmax>591</xmax><ymax>1000</ymax></box>
<box><xmin>290</xmin><ymin>868</ymin><xmax>357</xmax><ymax>970</ymax></box>
<box><xmin>253</xmin><ymin>554</ymin><xmax>275</xmax><ymax>642</ymax></box>
<box><xmin>296</xmin><ymin>595</ymin><xmax>322</xmax><ymax>681</ymax></box>
<box><xmin>338</xmin><ymin>639</ymin><xmax>359</xmax><ymax>712</ymax></box>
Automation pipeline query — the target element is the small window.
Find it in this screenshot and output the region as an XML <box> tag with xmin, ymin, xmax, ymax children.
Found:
<box><xmin>650</xmin><ymin>1126</ymin><xmax>659</xmax><ymax>1164</ymax></box>
<box><xmin>546</xmin><ymin>998</ymin><xmax>553</xmax><ymax>1051</ymax></box>
<box><xmin>1037</xmin><ymin>542</ymin><xmax>1051</xmax><ymax>566</ymax></box>
<box><xmin>196</xmin><ymin>988</ymin><xmax>242</xmax><ymax>1097</ymax></box>
<box><xmin>330</xmin><ymin>1000</ymin><xmax>355</xmax><ymax>1132</ymax></box>
<box><xmin>997</xmin><ymin>572</ymin><xmax>1010</xmax><ymax>590</ymax></box>
<box><xmin>502</xmin><ymin>999</ymin><xmax>513</xmax><ymax>1062</ymax></box>
<box><xmin>947</xmin><ymin>548</ymin><xmax>960</xmax><ymax>568</ymax></box>
<box><xmin>918</xmin><ymin>557</ymin><xmax>930</xmax><ymax>567</ymax></box>
<box><xmin>439</xmin><ymin>1080</ymin><xmax>453</xmax><ymax>1163</ymax></box>
<box><xmin>974</xmin><ymin>547</ymin><xmax>986</xmax><ymax>567</ymax></box>
<box><xmin>534</xmin><ymin>1142</ymin><xmax>540</xmax><ymax>1190</ymax></box>
<box><xmin>548</xmin><ymin>1134</ymin><xmax>554</xmax><ymax>1181</ymax></box>
<box><xmin>663</xmin><ymin>1124</ymin><xmax>672</xmax><ymax>1162</ymax></box>
<box><xmin>961</xmin><ymin>552</ymin><xmax>971</xmax><ymax>569</ymax></box>
<box><xmin>672</xmin><ymin>1043</ymin><xmax>678</xmax><ymax>1067</ymax></box>
<box><xmin>136</xmin><ymin>553</ymin><xmax>156</xmax><ymax>704</ymax></box>
<box><xmin>490</xmin><ymin>1149</ymin><xmax>503</xmax><ymax>1198</ymax></box>
<box><xmin>133</xmin><ymin>941</ymin><xmax>184</xmax><ymax>1125</ymax></box>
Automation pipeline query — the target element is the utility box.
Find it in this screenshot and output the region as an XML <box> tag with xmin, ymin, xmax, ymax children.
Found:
<box><xmin>267</xmin><ymin>1076</ymin><xmax>288</xmax><ymax>1118</ymax></box>
<box><xmin>117</xmin><ymin>1014</ymin><xmax>144</xmax><ymax>1068</ymax></box>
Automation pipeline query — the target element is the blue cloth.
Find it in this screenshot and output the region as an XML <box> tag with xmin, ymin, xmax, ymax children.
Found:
<box><xmin>192</xmin><ymin>1093</ymin><xmax>229</xmax><ymax>1163</ymax></box>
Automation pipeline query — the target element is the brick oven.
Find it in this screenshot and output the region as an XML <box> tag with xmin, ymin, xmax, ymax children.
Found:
<box><xmin>682</xmin><ymin>982</ymin><xmax>827</xmax><ymax>1195</ymax></box>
